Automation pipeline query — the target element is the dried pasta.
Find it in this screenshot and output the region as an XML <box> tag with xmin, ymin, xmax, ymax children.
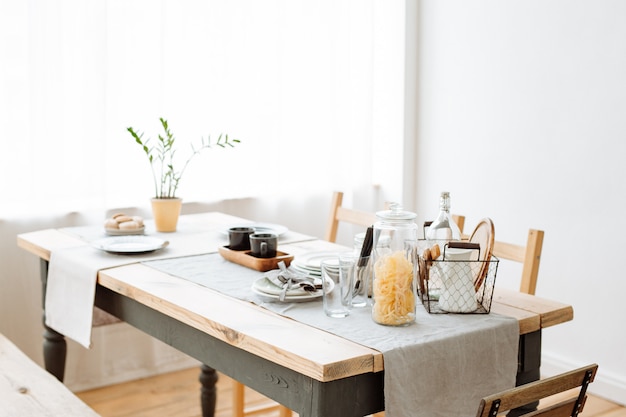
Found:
<box><xmin>372</xmin><ymin>250</ymin><xmax>415</xmax><ymax>325</ymax></box>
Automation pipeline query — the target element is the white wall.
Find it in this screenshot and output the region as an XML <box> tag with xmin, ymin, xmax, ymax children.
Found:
<box><xmin>412</xmin><ymin>0</ymin><xmax>626</xmax><ymax>404</ymax></box>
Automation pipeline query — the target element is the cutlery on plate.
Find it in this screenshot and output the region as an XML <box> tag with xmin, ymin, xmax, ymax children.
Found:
<box><xmin>276</xmin><ymin>261</ymin><xmax>319</xmax><ymax>301</ymax></box>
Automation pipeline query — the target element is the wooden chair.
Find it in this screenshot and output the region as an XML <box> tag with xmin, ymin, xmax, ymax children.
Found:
<box><xmin>476</xmin><ymin>364</ymin><xmax>598</xmax><ymax>417</ymax></box>
<box><xmin>451</xmin><ymin>214</ymin><xmax>466</xmax><ymax>234</ymax></box>
<box><xmin>324</xmin><ymin>191</ymin><xmax>377</xmax><ymax>243</ymax></box>
<box><xmin>492</xmin><ymin>228</ymin><xmax>544</xmax><ymax>295</ymax></box>
<box><xmin>455</xmin><ymin>216</ymin><xmax>544</xmax><ymax>295</ymax></box>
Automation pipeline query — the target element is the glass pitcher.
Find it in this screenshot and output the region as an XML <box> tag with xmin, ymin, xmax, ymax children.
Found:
<box><xmin>371</xmin><ymin>203</ymin><xmax>418</xmax><ymax>326</ymax></box>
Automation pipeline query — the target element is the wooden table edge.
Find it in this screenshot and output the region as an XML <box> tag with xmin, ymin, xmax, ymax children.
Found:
<box><xmin>98</xmin><ymin>263</ymin><xmax>383</xmax><ymax>382</ymax></box>
<box><xmin>17</xmin><ymin>229</ymin><xmax>86</xmax><ymax>261</ymax></box>
<box><xmin>493</xmin><ymin>288</ymin><xmax>574</xmax><ymax>331</ymax></box>
<box><xmin>490</xmin><ymin>302</ymin><xmax>540</xmax><ymax>335</ymax></box>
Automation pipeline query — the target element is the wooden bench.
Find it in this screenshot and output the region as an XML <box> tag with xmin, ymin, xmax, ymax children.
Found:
<box><xmin>0</xmin><ymin>333</ymin><xmax>100</xmax><ymax>416</ymax></box>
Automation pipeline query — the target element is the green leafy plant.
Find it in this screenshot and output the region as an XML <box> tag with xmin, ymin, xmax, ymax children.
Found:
<box><xmin>127</xmin><ymin>117</ymin><xmax>239</xmax><ymax>199</ymax></box>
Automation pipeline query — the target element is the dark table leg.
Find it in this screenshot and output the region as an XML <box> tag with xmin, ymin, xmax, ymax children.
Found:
<box><xmin>199</xmin><ymin>364</ymin><xmax>218</xmax><ymax>417</ymax></box>
<box><xmin>40</xmin><ymin>259</ymin><xmax>67</xmax><ymax>381</ymax></box>
<box><xmin>507</xmin><ymin>330</ymin><xmax>541</xmax><ymax>416</ymax></box>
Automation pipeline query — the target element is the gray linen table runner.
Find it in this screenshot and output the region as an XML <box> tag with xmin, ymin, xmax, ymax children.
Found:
<box><xmin>145</xmin><ymin>252</ymin><xmax>519</xmax><ymax>417</ymax></box>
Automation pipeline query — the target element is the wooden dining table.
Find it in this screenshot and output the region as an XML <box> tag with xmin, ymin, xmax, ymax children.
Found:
<box><xmin>17</xmin><ymin>212</ymin><xmax>573</xmax><ymax>417</ymax></box>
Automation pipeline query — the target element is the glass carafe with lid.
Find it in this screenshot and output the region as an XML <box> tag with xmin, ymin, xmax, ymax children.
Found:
<box><xmin>371</xmin><ymin>203</ymin><xmax>418</xmax><ymax>326</ymax></box>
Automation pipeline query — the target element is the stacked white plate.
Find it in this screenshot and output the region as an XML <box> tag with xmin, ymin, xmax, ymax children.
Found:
<box><xmin>290</xmin><ymin>251</ymin><xmax>343</xmax><ymax>277</ymax></box>
<box><xmin>251</xmin><ymin>251</ymin><xmax>347</xmax><ymax>302</ymax></box>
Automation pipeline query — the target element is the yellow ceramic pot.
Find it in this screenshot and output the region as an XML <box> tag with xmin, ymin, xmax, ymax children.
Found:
<box><xmin>151</xmin><ymin>198</ymin><xmax>182</xmax><ymax>232</ymax></box>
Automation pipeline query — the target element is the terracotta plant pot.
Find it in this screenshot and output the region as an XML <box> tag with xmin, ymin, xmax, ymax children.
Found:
<box><xmin>151</xmin><ymin>198</ymin><xmax>182</xmax><ymax>232</ymax></box>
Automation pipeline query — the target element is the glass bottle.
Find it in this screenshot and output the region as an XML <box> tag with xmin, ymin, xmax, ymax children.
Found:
<box><xmin>354</xmin><ymin>232</ymin><xmax>367</xmax><ymax>252</ymax></box>
<box><xmin>371</xmin><ymin>203</ymin><xmax>418</xmax><ymax>326</ymax></box>
<box><xmin>426</xmin><ymin>191</ymin><xmax>461</xmax><ymax>247</ymax></box>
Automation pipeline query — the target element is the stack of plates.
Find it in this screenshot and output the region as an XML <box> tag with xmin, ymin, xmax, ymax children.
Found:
<box><xmin>251</xmin><ymin>251</ymin><xmax>347</xmax><ymax>303</ymax></box>
<box><xmin>290</xmin><ymin>251</ymin><xmax>343</xmax><ymax>277</ymax></box>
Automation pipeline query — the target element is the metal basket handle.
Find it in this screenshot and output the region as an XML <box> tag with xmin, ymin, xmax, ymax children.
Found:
<box><xmin>443</xmin><ymin>241</ymin><xmax>481</xmax><ymax>260</ymax></box>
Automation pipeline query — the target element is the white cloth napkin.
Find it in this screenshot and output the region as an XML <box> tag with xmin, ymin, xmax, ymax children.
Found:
<box><xmin>46</xmin><ymin>245</ymin><xmax>135</xmax><ymax>348</ymax></box>
<box><xmin>45</xmin><ymin>230</ymin><xmax>226</xmax><ymax>348</ymax></box>
<box><xmin>259</xmin><ymin>266</ymin><xmax>322</xmax><ymax>294</ymax></box>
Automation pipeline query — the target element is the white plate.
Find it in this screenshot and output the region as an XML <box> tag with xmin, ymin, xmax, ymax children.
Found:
<box><xmin>105</xmin><ymin>226</ymin><xmax>145</xmax><ymax>236</ymax></box>
<box><xmin>290</xmin><ymin>264</ymin><xmax>322</xmax><ymax>277</ymax></box>
<box><xmin>251</xmin><ymin>276</ymin><xmax>333</xmax><ymax>303</ymax></box>
<box><xmin>291</xmin><ymin>251</ymin><xmax>344</xmax><ymax>271</ymax></box>
<box><xmin>222</xmin><ymin>222</ymin><xmax>289</xmax><ymax>236</ymax></box>
<box><xmin>92</xmin><ymin>236</ymin><xmax>169</xmax><ymax>254</ymax></box>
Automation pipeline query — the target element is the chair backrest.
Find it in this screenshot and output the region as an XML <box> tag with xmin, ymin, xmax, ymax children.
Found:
<box><xmin>476</xmin><ymin>364</ymin><xmax>598</xmax><ymax>417</ymax></box>
<box><xmin>492</xmin><ymin>228</ymin><xmax>544</xmax><ymax>295</ymax></box>
<box><xmin>454</xmin><ymin>215</ymin><xmax>544</xmax><ymax>295</ymax></box>
<box><xmin>451</xmin><ymin>214</ymin><xmax>466</xmax><ymax>234</ymax></box>
<box><xmin>324</xmin><ymin>191</ymin><xmax>377</xmax><ymax>243</ymax></box>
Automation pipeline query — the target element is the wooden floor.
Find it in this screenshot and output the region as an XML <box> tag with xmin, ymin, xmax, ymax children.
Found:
<box><xmin>76</xmin><ymin>366</ymin><xmax>626</xmax><ymax>417</ymax></box>
<box><xmin>76</xmin><ymin>367</ymin><xmax>291</xmax><ymax>417</ymax></box>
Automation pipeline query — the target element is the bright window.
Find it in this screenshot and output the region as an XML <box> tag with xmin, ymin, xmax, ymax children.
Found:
<box><xmin>0</xmin><ymin>0</ymin><xmax>406</xmax><ymax>217</ymax></box>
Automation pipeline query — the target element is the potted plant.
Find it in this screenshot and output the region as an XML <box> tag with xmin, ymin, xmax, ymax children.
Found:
<box><xmin>127</xmin><ymin>117</ymin><xmax>239</xmax><ymax>232</ymax></box>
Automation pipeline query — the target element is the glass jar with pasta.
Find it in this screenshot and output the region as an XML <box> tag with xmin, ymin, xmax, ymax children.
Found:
<box><xmin>371</xmin><ymin>203</ymin><xmax>418</xmax><ymax>326</ymax></box>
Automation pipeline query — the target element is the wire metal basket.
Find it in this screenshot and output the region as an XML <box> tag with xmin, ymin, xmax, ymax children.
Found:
<box><xmin>418</xmin><ymin>241</ymin><xmax>499</xmax><ymax>314</ymax></box>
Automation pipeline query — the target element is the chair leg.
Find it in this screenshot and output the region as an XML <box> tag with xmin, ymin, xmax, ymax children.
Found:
<box><xmin>232</xmin><ymin>380</ymin><xmax>245</xmax><ymax>417</ymax></box>
<box><xmin>233</xmin><ymin>379</ymin><xmax>293</xmax><ymax>417</ymax></box>
<box><xmin>278</xmin><ymin>405</ymin><xmax>293</xmax><ymax>417</ymax></box>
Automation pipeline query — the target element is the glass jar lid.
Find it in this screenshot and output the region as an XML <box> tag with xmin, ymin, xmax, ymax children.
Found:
<box><xmin>376</xmin><ymin>203</ymin><xmax>417</xmax><ymax>221</ymax></box>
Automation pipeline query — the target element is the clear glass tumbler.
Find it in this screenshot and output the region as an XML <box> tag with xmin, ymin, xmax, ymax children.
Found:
<box><xmin>322</xmin><ymin>258</ymin><xmax>352</xmax><ymax>318</ymax></box>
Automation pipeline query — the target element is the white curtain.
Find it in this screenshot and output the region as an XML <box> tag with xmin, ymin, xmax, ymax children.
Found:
<box><xmin>1</xmin><ymin>0</ymin><xmax>407</xmax><ymax>389</ymax></box>
<box><xmin>1</xmin><ymin>0</ymin><xmax>406</xmax><ymax>218</ymax></box>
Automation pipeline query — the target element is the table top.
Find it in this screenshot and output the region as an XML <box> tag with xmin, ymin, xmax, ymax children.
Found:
<box><xmin>17</xmin><ymin>212</ymin><xmax>574</xmax><ymax>384</ymax></box>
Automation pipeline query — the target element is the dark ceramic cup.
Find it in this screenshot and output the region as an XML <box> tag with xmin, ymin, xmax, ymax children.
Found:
<box><xmin>249</xmin><ymin>233</ymin><xmax>278</xmax><ymax>258</ymax></box>
<box><xmin>228</xmin><ymin>227</ymin><xmax>255</xmax><ymax>251</ymax></box>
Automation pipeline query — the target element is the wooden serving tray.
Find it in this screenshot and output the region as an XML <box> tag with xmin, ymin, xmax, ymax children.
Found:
<box><xmin>217</xmin><ymin>246</ymin><xmax>294</xmax><ymax>272</ymax></box>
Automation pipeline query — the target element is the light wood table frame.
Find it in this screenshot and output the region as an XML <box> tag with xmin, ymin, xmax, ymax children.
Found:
<box><xmin>17</xmin><ymin>214</ymin><xmax>573</xmax><ymax>417</ymax></box>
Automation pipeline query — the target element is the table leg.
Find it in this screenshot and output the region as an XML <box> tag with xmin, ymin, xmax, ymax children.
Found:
<box><xmin>40</xmin><ymin>259</ymin><xmax>67</xmax><ymax>381</ymax></box>
<box><xmin>199</xmin><ymin>364</ymin><xmax>218</xmax><ymax>417</ymax></box>
<box><xmin>507</xmin><ymin>330</ymin><xmax>541</xmax><ymax>417</ymax></box>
